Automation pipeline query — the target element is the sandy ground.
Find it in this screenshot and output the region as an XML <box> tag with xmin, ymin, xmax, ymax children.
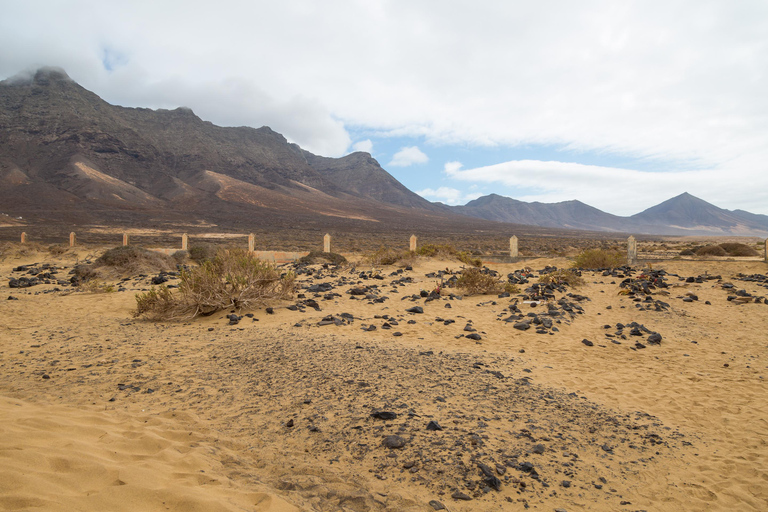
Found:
<box><xmin>0</xmin><ymin>247</ymin><xmax>766</xmax><ymax>511</ymax></box>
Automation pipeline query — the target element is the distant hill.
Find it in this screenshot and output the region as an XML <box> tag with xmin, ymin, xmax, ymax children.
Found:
<box><xmin>449</xmin><ymin>192</ymin><xmax>768</xmax><ymax>236</ymax></box>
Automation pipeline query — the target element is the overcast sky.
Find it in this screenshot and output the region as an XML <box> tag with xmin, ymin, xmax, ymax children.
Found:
<box><xmin>2</xmin><ymin>1</ymin><xmax>767</xmax><ymax>215</ymax></box>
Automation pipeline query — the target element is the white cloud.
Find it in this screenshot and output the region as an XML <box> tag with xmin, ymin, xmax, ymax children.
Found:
<box><xmin>443</xmin><ymin>161</ymin><xmax>463</xmax><ymax>174</ymax></box>
<box><xmin>417</xmin><ymin>187</ymin><xmax>483</xmax><ymax>206</ymax></box>
<box><xmin>352</xmin><ymin>139</ymin><xmax>373</xmax><ymax>153</ymax></box>
<box><xmin>388</xmin><ymin>146</ymin><xmax>429</xmax><ymax>167</ymax></box>
<box><xmin>2</xmin><ymin>2</ymin><xmax>768</xmax><ymax>211</ymax></box>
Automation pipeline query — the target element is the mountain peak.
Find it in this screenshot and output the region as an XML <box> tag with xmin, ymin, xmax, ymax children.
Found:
<box><xmin>2</xmin><ymin>66</ymin><xmax>72</xmax><ymax>87</ymax></box>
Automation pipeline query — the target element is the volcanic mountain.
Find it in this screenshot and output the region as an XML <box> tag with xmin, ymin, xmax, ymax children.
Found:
<box><xmin>0</xmin><ymin>67</ymin><xmax>473</xmax><ymax>233</ymax></box>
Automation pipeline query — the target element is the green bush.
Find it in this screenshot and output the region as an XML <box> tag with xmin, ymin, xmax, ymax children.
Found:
<box><xmin>134</xmin><ymin>248</ymin><xmax>294</xmax><ymax>320</ymax></box>
<box><xmin>572</xmin><ymin>249</ymin><xmax>625</xmax><ymax>269</ymax></box>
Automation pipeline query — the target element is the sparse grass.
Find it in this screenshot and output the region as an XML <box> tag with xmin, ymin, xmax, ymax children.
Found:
<box><xmin>572</xmin><ymin>249</ymin><xmax>626</xmax><ymax>269</ymax></box>
<box><xmin>134</xmin><ymin>248</ymin><xmax>295</xmax><ymax>321</ymax></box>
<box><xmin>538</xmin><ymin>268</ymin><xmax>585</xmax><ymax>287</ymax></box>
<box><xmin>455</xmin><ymin>267</ymin><xmax>506</xmax><ymax>295</ymax></box>
<box><xmin>47</xmin><ymin>244</ymin><xmax>69</xmax><ymax>256</ymax></box>
<box><xmin>366</xmin><ymin>247</ymin><xmax>412</xmax><ymax>266</ymax></box>
<box><xmin>298</xmin><ymin>250</ymin><xmax>347</xmax><ymax>265</ymax></box>
<box><xmin>77</xmin><ymin>279</ymin><xmax>116</xmax><ymax>293</ymax></box>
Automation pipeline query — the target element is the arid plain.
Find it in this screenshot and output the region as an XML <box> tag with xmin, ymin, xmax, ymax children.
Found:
<box><xmin>1</xmin><ymin>241</ymin><xmax>766</xmax><ymax>512</ymax></box>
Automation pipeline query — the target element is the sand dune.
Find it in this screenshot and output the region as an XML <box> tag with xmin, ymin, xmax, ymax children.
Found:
<box><xmin>1</xmin><ymin>249</ymin><xmax>766</xmax><ymax>511</ymax></box>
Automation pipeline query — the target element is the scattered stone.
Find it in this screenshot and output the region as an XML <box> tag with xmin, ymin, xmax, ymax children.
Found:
<box><xmin>582</xmin><ymin>339</ymin><xmax>594</xmax><ymax>347</ymax></box>
<box><xmin>382</xmin><ymin>435</ymin><xmax>406</xmax><ymax>449</ymax></box>
<box><xmin>451</xmin><ymin>490</ymin><xmax>472</xmax><ymax>501</ymax></box>
<box><xmin>371</xmin><ymin>411</ymin><xmax>397</xmax><ymax>420</ymax></box>
<box><xmin>426</xmin><ymin>420</ymin><xmax>443</xmax><ymax>431</ymax></box>
<box><xmin>406</xmin><ymin>306</ymin><xmax>424</xmax><ymax>314</ymax></box>
<box><xmin>428</xmin><ymin>500</ymin><xmax>446</xmax><ymax>510</ymax></box>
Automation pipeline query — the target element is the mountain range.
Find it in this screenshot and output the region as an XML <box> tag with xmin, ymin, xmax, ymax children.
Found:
<box><xmin>1</xmin><ymin>67</ymin><xmax>766</xmax><ymax>238</ymax></box>
<box><xmin>449</xmin><ymin>192</ymin><xmax>768</xmax><ymax>236</ymax></box>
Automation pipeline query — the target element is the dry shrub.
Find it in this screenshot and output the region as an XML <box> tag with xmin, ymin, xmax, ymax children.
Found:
<box><xmin>298</xmin><ymin>250</ymin><xmax>347</xmax><ymax>265</ymax></box>
<box><xmin>366</xmin><ymin>247</ymin><xmax>412</xmax><ymax>266</ymax></box>
<box><xmin>187</xmin><ymin>242</ymin><xmax>218</xmax><ymax>263</ymax></box>
<box><xmin>134</xmin><ymin>248</ymin><xmax>294</xmax><ymax>320</ymax></box>
<box><xmin>538</xmin><ymin>269</ymin><xmax>584</xmax><ymax>287</ymax></box>
<box><xmin>95</xmin><ymin>245</ymin><xmax>175</xmax><ymax>274</ymax></box>
<box><xmin>695</xmin><ymin>245</ymin><xmax>727</xmax><ymax>257</ymax></box>
<box><xmin>455</xmin><ymin>267</ymin><xmax>506</xmax><ymax>295</ymax></box>
<box><xmin>78</xmin><ymin>279</ymin><xmax>116</xmax><ymax>293</ymax></box>
<box><xmin>572</xmin><ymin>249</ymin><xmax>625</xmax><ymax>269</ymax></box>
<box><xmin>48</xmin><ymin>244</ymin><xmax>70</xmax><ymax>256</ymax></box>
<box><xmin>171</xmin><ymin>250</ymin><xmax>188</xmax><ymax>264</ymax></box>
<box><xmin>718</xmin><ymin>243</ymin><xmax>759</xmax><ymax>257</ymax></box>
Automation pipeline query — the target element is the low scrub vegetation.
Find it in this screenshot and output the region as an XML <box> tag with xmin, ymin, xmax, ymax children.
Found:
<box><xmin>134</xmin><ymin>248</ymin><xmax>294</xmax><ymax>320</ymax></box>
<box><xmin>455</xmin><ymin>267</ymin><xmax>517</xmax><ymax>296</ymax></box>
<box><xmin>364</xmin><ymin>243</ymin><xmax>481</xmax><ymax>267</ymax></box>
<box><xmin>572</xmin><ymin>248</ymin><xmax>625</xmax><ymax>269</ymax></box>
<box><xmin>685</xmin><ymin>243</ymin><xmax>759</xmax><ymax>257</ymax></box>
<box><xmin>95</xmin><ymin>245</ymin><xmax>176</xmax><ymax>273</ymax></box>
<box><xmin>187</xmin><ymin>242</ymin><xmax>218</xmax><ymax>263</ymax></box>
<box><xmin>298</xmin><ymin>250</ymin><xmax>347</xmax><ymax>265</ymax></box>
<box><xmin>538</xmin><ymin>268</ymin><xmax>584</xmax><ymax>287</ymax></box>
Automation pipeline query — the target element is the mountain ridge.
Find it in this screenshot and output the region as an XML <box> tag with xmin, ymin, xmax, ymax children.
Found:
<box><xmin>1</xmin><ymin>67</ymin><xmax>766</xmax><ymax>237</ymax></box>
<box><xmin>449</xmin><ymin>192</ymin><xmax>768</xmax><ymax>236</ymax></box>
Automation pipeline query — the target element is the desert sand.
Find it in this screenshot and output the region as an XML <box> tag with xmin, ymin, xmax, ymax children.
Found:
<box><xmin>1</xmin><ymin>245</ymin><xmax>766</xmax><ymax>511</ymax></box>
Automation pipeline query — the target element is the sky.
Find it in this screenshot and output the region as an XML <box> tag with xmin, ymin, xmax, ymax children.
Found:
<box><xmin>2</xmin><ymin>1</ymin><xmax>767</xmax><ymax>216</ymax></box>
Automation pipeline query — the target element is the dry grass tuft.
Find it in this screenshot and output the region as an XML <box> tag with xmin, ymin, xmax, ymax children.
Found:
<box><xmin>417</xmin><ymin>244</ymin><xmax>482</xmax><ymax>267</ymax></box>
<box><xmin>538</xmin><ymin>268</ymin><xmax>585</xmax><ymax>287</ymax></box>
<box><xmin>365</xmin><ymin>247</ymin><xmax>414</xmax><ymax>267</ymax></box>
<box><xmin>572</xmin><ymin>249</ymin><xmax>625</xmax><ymax>269</ymax></box>
<box><xmin>134</xmin><ymin>248</ymin><xmax>295</xmax><ymax>321</ymax></box>
<box><xmin>455</xmin><ymin>267</ymin><xmax>511</xmax><ymax>295</ymax></box>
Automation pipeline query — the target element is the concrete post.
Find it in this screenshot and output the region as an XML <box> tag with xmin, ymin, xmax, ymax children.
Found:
<box><xmin>323</xmin><ymin>233</ymin><xmax>331</xmax><ymax>253</ymax></box>
<box><xmin>181</xmin><ymin>233</ymin><xmax>188</xmax><ymax>251</ymax></box>
<box><xmin>123</xmin><ymin>233</ymin><xmax>129</xmax><ymax>246</ymax></box>
<box><xmin>69</xmin><ymin>232</ymin><xmax>76</xmax><ymax>247</ymax></box>
<box><xmin>20</xmin><ymin>232</ymin><xmax>27</xmax><ymax>244</ymax></box>
<box><xmin>627</xmin><ymin>236</ymin><xmax>637</xmax><ymax>266</ymax></box>
<box><xmin>248</xmin><ymin>233</ymin><xmax>255</xmax><ymax>252</ymax></box>
<box><xmin>410</xmin><ymin>235</ymin><xmax>417</xmax><ymax>252</ymax></box>
<box><xmin>509</xmin><ymin>236</ymin><xmax>518</xmax><ymax>258</ymax></box>
<box><xmin>765</xmin><ymin>239</ymin><xmax>767</xmax><ymax>262</ymax></box>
